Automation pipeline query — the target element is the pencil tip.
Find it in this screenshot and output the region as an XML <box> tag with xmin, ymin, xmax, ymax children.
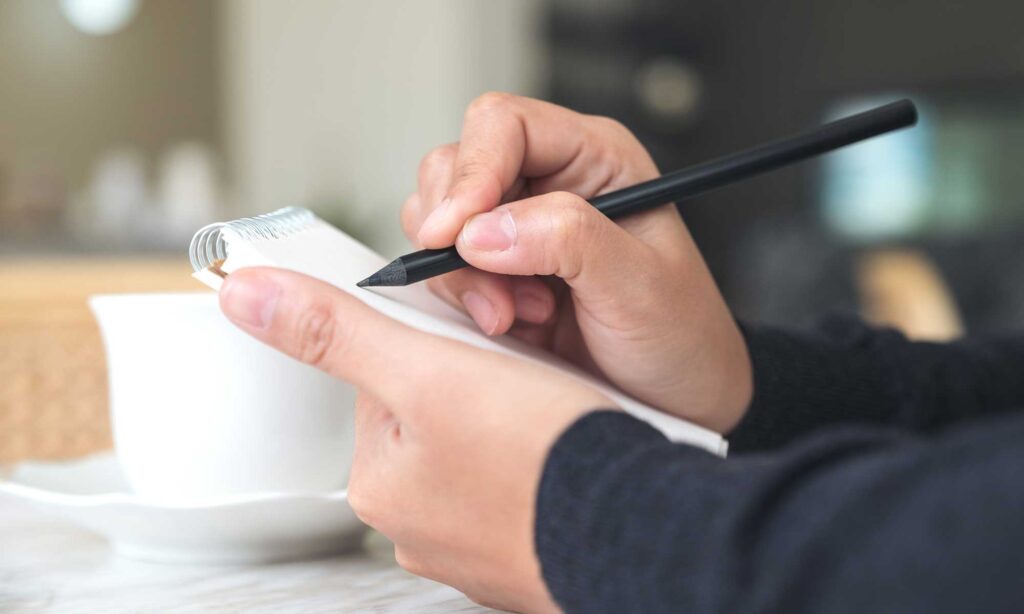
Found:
<box><xmin>358</xmin><ymin>259</ymin><xmax>408</xmax><ymax>287</ymax></box>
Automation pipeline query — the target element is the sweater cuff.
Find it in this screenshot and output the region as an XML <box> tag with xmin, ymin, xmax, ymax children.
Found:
<box><xmin>535</xmin><ymin>410</ymin><xmax>705</xmax><ymax>611</ymax></box>
<box><xmin>729</xmin><ymin>317</ymin><xmax>907</xmax><ymax>452</ymax></box>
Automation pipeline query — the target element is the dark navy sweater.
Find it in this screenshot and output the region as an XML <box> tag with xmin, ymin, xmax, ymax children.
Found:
<box><xmin>536</xmin><ymin>317</ymin><xmax>1024</xmax><ymax>613</ymax></box>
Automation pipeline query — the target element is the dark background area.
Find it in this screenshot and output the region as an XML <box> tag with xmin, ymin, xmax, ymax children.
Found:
<box><xmin>546</xmin><ymin>0</ymin><xmax>1024</xmax><ymax>331</ymax></box>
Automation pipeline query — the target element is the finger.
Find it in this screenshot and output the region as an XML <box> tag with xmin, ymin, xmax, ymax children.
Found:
<box><xmin>426</xmin><ymin>266</ymin><xmax>555</xmax><ymax>333</ymax></box>
<box><xmin>409</xmin><ymin>144</ymin><xmax>537</xmax><ymax>246</ymax></box>
<box><xmin>218</xmin><ymin>267</ymin><xmax>450</xmax><ymax>416</ymax></box>
<box><xmin>510</xmin><ymin>276</ymin><xmax>556</xmax><ymax>325</ymax></box>
<box><xmin>507</xmin><ymin>320</ymin><xmax>554</xmax><ymax>348</ymax></box>
<box><xmin>409</xmin><ymin>198</ymin><xmax>543</xmax><ymax>334</ymax></box>
<box><xmin>455</xmin><ymin>191</ymin><xmax>658</xmax><ymax>304</ymax></box>
<box><xmin>426</xmin><ymin>268</ymin><xmax>517</xmax><ymax>335</ymax></box>
<box><xmin>416</xmin><ymin>143</ymin><xmax>460</xmax><ymax>226</ymax></box>
<box><xmin>417</xmin><ymin>93</ymin><xmax>609</xmax><ymax>248</ymax></box>
<box><xmin>399</xmin><ymin>193</ymin><xmax>425</xmax><ymax>245</ymax></box>
<box><xmin>410</xmin><ymin>143</ymin><xmax>546</xmax><ymax>333</ymax></box>
<box><xmin>525</xmin><ymin>115</ymin><xmax>659</xmax><ymax>198</ymax></box>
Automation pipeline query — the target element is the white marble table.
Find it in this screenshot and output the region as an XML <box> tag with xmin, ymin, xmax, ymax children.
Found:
<box><xmin>0</xmin><ymin>498</ymin><xmax>490</xmax><ymax>613</ymax></box>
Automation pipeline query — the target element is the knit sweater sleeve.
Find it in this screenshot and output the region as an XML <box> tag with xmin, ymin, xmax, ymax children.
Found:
<box><xmin>729</xmin><ymin>317</ymin><xmax>1024</xmax><ymax>451</ymax></box>
<box><xmin>536</xmin><ymin>410</ymin><xmax>1024</xmax><ymax>614</ymax></box>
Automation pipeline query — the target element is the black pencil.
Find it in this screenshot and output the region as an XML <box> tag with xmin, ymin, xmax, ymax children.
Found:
<box><xmin>357</xmin><ymin>99</ymin><xmax>918</xmax><ymax>288</ymax></box>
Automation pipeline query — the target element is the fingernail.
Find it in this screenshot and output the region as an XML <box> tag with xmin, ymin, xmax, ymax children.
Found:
<box><xmin>514</xmin><ymin>287</ymin><xmax>551</xmax><ymax>323</ymax></box>
<box><xmin>461</xmin><ymin>210</ymin><xmax>516</xmax><ymax>252</ymax></box>
<box><xmin>462</xmin><ymin>291</ymin><xmax>499</xmax><ymax>335</ymax></box>
<box><xmin>418</xmin><ymin>197</ymin><xmax>452</xmax><ymax>241</ymax></box>
<box><xmin>221</xmin><ymin>276</ymin><xmax>281</xmax><ymax>329</ymax></box>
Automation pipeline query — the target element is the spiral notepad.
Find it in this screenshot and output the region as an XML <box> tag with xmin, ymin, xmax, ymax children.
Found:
<box><xmin>189</xmin><ymin>207</ymin><xmax>727</xmax><ymax>455</ymax></box>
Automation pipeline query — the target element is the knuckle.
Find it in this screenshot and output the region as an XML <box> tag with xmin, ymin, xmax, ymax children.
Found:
<box><xmin>586</xmin><ymin>115</ymin><xmax>644</xmax><ymax>169</ymax></box>
<box><xmin>588</xmin><ymin>114</ymin><xmax>632</xmax><ymax>140</ymax></box>
<box><xmin>548</xmin><ymin>194</ymin><xmax>584</xmax><ymax>235</ymax></box>
<box><xmin>426</xmin><ymin>277</ymin><xmax>456</xmax><ymax>304</ymax></box>
<box><xmin>399</xmin><ymin>194</ymin><xmax>420</xmax><ymax>238</ymax></box>
<box><xmin>544</xmin><ymin>194</ymin><xmax>591</xmax><ymax>279</ymax></box>
<box><xmin>468</xmin><ymin>594</ymin><xmax>503</xmax><ymax>611</ymax></box>
<box><xmin>467</xmin><ymin>91</ymin><xmax>516</xmax><ymax>117</ymax></box>
<box><xmin>417</xmin><ymin>145</ymin><xmax>456</xmax><ymax>183</ymax></box>
<box><xmin>554</xmin><ymin>190</ymin><xmax>592</xmax><ymax>212</ymax></box>
<box><xmin>345</xmin><ymin>477</ymin><xmax>378</xmax><ymax>528</ymax></box>
<box><xmin>452</xmin><ymin>158</ymin><xmax>489</xmax><ymax>182</ymax></box>
<box><xmin>451</xmin><ymin>160</ymin><xmax>503</xmax><ymax>200</ymax></box>
<box><xmin>394</xmin><ymin>548</ymin><xmax>426</xmax><ymax>576</ymax></box>
<box><xmin>293</xmin><ymin>301</ymin><xmax>346</xmax><ymax>369</ymax></box>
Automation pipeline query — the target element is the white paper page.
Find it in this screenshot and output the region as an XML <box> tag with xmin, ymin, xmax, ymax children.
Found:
<box><xmin>196</xmin><ymin>218</ymin><xmax>727</xmax><ymax>456</ymax></box>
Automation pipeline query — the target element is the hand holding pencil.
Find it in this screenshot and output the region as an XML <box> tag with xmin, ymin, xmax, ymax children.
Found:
<box><xmin>364</xmin><ymin>98</ymin><xmax>915</xmax><ymax>288</ymax></box>
<box><xmin>397</xmin><ymin>93</ymin><xmax>755</xmax><ymax>433</ymax></box>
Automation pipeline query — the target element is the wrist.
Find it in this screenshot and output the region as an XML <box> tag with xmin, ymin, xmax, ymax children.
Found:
<box><xmin>675</xmin><ymin>341</ymin><xmax>752</xmax><ymax>434</ymax></box>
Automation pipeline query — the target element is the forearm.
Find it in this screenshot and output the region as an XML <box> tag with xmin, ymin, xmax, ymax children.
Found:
<box><xmin>730</xmin><ymin>317</ymin><xmax>1024</xmax><ymax>451</ymax></box>
<box><xmin>537</xmin><ymin>411</ymin><xmax>1024</xmax><ymax>614</ymax></box>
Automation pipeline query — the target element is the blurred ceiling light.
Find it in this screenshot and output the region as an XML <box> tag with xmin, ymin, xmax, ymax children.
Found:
<box><xmin>60</xmin><ymin>0</ymin><xmax>140</xmax><ymax>36</ymax></box>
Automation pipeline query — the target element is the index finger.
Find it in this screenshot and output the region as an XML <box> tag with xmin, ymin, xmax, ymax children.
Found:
<box><xmin>416</xmin><ymin>93</ymin><xmax>597</xmax><ymax>248</ymax></box>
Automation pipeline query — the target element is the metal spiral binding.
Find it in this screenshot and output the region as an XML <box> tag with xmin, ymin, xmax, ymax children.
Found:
<box><xmin>188</xmin><ymin>206</ymin><xmax>316</xmax><ymax>272</ymax></box>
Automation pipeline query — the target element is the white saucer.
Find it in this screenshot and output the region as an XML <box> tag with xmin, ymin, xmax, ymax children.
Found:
<box><xmin>0</xmin><ymin>452</ymin><xmax>367</xmax><ymax>565</ymax></box>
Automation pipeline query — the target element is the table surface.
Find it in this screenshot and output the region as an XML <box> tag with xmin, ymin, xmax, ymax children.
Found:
<box><xmin>0</xmin><ymin>498</ymin><xmax>490</xmax><ymax>613</ymax></box>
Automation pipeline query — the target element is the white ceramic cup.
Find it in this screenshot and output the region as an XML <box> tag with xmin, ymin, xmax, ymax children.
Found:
<box><xmin>89</xmin><ymin>292</ymin><xmax>355</xmax><ymax>502</ymax></box>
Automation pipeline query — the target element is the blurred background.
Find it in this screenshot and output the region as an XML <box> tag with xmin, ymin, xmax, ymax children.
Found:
<box><xmin>2</xmin><ymin>0</ymin><xmax>1023</xmax><ymax>460</ymax></box>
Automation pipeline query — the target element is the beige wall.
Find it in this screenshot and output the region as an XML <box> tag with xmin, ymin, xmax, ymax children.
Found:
<box><xmin>0</xmin><ymin>0</ymin><xmax>219</xmax><ymax>212</ymax></box>
<box><xmin>218</xmin><ymin>0</ymin><xmax>546</xmax><ymax>254</ymax></box>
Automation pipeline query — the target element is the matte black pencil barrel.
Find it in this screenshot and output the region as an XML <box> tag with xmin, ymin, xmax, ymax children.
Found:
<box><xmin>357</xmin><ymin>99</ymin><xmax>918</xmax><ymax>288</ymax></box>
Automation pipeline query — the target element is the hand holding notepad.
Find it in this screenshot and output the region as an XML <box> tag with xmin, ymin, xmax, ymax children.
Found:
<box><xmin>190</xmin><ymin>208</ymin><xmax>728</xmax><ymax>455</ymax></box>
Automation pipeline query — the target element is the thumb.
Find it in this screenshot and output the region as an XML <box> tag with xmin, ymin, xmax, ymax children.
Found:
<box><xmin>218</xmin><ymin>267</ymin><xmax>440</xmax><ymax>415</ymax></box>
<box><xmin>455</xmin><ymin>191</ymin><xmax>657</xmax><ymax>299</ymax></box>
